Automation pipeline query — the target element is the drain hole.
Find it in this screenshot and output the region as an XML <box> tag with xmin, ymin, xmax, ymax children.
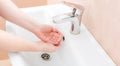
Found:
<box><xmin>41</xmin><ymin>53</ymin><xmax>50</xmax><ymax>60</ymax></box>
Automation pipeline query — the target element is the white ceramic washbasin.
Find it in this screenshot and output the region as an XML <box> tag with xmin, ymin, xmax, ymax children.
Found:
<box><xmin>6</xmin><ymin>4</ymin><xmax>116</xmax><ymax>66</ymax></box>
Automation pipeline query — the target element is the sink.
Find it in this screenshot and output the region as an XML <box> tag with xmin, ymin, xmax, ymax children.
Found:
<box><xmin>6</xmin><ymin>4</ymin><xmax>116</xmax><ymax>66</ymax></box>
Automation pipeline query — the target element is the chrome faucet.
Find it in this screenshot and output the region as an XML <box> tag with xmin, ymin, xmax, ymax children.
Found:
<box><xmin>53</xmin><ymin>2</ymin><xmax>84</xmax><ymax>35</ymax></box>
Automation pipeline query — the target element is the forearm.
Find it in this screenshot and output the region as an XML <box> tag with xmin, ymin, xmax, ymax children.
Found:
<box><xmin>0</xmin><ymin>0</ymin><xmax>39</xmax><ymax>33</ymax></box>
<box><xmin>0</xmin><ymin>30</ymin><xmax>40</xmax><ymax>52</ymax></box>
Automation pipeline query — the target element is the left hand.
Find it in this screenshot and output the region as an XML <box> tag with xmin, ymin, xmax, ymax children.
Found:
<box><xmin>34</xmin><ymin>24</ymin><xmax>63</xmax><ymax>45</ymax></box>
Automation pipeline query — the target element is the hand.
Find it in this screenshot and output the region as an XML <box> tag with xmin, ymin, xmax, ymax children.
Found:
<box><xmin>34</xmin><ymin>24</ymin><xmax>63</xmax><ymax>45</ymax></box>
<box><xmin>36</xmin><ymin>41</ymin><xmax>60</xmax><ymax>52</ymax></box>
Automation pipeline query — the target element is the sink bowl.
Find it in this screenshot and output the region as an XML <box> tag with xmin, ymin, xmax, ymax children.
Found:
<box><xmin>6</xmin><ymin>4</ymin><xmax>116</xmax><ymax>66</ymax></box>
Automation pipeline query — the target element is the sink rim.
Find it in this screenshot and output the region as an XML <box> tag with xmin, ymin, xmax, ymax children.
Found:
<box><xmin>6</xmin><ymin>4</ymin><xmax>116</xmax><ymax>66</ymax></box>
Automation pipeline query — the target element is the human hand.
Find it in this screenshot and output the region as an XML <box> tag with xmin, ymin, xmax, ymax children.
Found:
<box><xmin>35</xmin><ymin>41</ymin><xmax>60</xmax><ymax>52</ymax></box>
<box><xmin>34</xmin><ymin>24</ymin><xmax>63</xmax><ymax>45</ymax></box>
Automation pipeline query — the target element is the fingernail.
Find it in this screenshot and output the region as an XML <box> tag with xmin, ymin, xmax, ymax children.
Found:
<box><xmin>54</xmin><ymin>44</ymin><xmax>59</xmax><ymax>46</ymax></box>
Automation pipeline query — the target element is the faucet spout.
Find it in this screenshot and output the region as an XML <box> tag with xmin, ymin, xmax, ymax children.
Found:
<box><xmin>52</xmin><ymin>1</ymin><xmax>84</xmax><ymax>35</ymax></box>
<box><xmin>71</xmin><ymin>17</ymin><xmax>80</xmax><ymax>34</ymax></box>
<box><xmin>53</xmin><ymin>14</ymin><xmax>80</xmax><ymax>35</ymax></box>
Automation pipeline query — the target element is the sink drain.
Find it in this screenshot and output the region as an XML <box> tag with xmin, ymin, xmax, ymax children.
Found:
<box><xmin>41</xmin><ymin>53</ymin><xmax>50</xmax><ymax>60</ymax></box>
<box><xmin>41</xmin><ymin>37</ymin><xmax>65</xmax><ymax>61</ymax></box>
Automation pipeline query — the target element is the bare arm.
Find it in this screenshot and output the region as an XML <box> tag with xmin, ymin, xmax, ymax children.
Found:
<box><xmin>0</xmin><ymin>0</ymin><xmax>62</xmax><ymax>45</ymax></box>
<box><xmin>0</xmin><ymin>30</ymin><xmax>58</xmax><ymax>52</ymax></box>
<box><xmin>0</xmin><ymin>0</ymin><xmax>39</xmax><ymax>33</ymax></box>
<box><xmin>0</xmin><ymin>0</ymin><xmax>62</xmax><ymax>52</ymax></box>
<box><xmin>0</xmin><ymin>30</ymin><xmax>39</xmax><ymax>52</ymax></box>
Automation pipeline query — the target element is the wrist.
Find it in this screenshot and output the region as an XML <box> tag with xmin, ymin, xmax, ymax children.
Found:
<box><xmin>29</xmin><ymin>23</ymin><xmax>42</xmax><ymax>34</ymax></box>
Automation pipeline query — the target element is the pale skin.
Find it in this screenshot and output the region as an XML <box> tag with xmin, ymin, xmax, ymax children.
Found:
<box><xmin>0</xmin><ymin>0</ymin><xmax>83</xmax><ymax>52</ymax></box>
<box><xmin>0</xmin><ymin>30</ymin><xmax>59</xmax><ymax>52</ymax></box>
<box><xmin>0</xmin><ymin>0</ymin><xmax>62</xmax><ymax>52</ymax></box>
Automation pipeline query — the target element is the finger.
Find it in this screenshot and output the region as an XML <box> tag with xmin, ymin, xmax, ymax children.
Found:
<box><xmin>50</xmin><ymin>33</ymin><xmax>61</xmax><ymax>44</ymax></box>
<box><xmin>56</xmin><ymin>32</ymin><xmax>63</xmax><ymax>42</ymax></box>
<box><xmin>39</xmin><ymin>34</ymin><xmax>49</xmax><ymax>43</ymax></box>
<box><xmin>47</xmin><ymin>38</ymin><xmax>58</xmax><ymax>45</ymax></box>
<box><xmin>52</xmin><ymin>28</ymin><xmax>63</xmax><ymax>42</ymax></box>
<box><xmin>41</xmin><ymin>31</ymin><xmax>63</xmax><ymax>45</ymax></box>
<box><xmin>52</xmin><ymin>28</ymin><xmax>60</xmax><ymax>33</ymax></box>
<box><xmin>54</xmin><ymin>42</ymin><xmax>61</xmax><ymax>46</ymax></box>
<box><xmin>52</xmin><ymin>28</ymin><xmax>62</xmax><ymax>35</ymax></box>
<box><xmin>42</xmin><ymin>33</ymin><xmax>56</xmax><ymax>44</ymax></box>
<box><xmin>49</xmin><ymin>37</ymin><xmax>59</xmax><ymax>45</ymax></box>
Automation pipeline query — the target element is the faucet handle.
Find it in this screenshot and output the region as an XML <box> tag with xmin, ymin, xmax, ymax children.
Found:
<box><xmin>63</xmin><ymin>1</ymin><xmax>84</xmax><ymax>25</ymax></box>
<box><xmin>71</xmin><ymin>8</ymin><xmax>81</xmax><ymax>17</ymax></box>
<box><xmin>63</xmin><ymin>1</ymin><xmax>84</xmax><ymax>17</ymax></box>
<box><xmin>71</xmin><ymin>8</ymin><xmax>77</xmax><ymax>17</ymax></box>
<box><xmin>63</xmin><ymin>1</ymin><xmax>84</xmax><ymax>10</ymax></box>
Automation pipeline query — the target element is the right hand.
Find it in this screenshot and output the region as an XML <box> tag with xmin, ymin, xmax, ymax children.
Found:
<box><xmin>35</xmin><ymin>41</ymin><xmax>60</xmax><ymax>52</ymax></box>
<box><xmin>34</xmin><ymin>24</ymin><xmax>63</xmax><ymax>45</ymax></box>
